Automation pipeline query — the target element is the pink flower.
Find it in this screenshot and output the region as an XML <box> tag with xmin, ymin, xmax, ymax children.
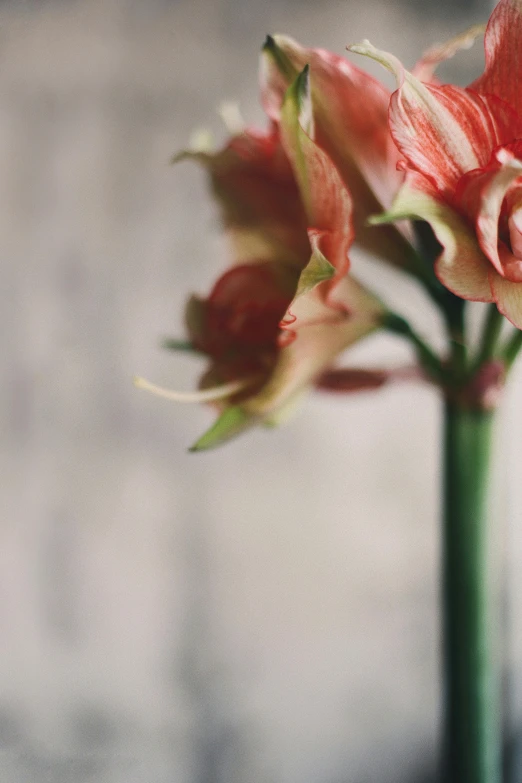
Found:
<box><xmin>138</xmin><ymin>71</ymin><xmax>384</xmax><ymax>449</ymax></box>
<box><xmin>349</xmin><ymin>0</ymin><xmax>522</xmax><ymax>327</ymax></box>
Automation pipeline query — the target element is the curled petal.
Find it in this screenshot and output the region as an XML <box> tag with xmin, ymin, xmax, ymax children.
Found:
<box><xmin>471</xmin><ymin>0</ymin><xmax>522</xmax><ymax>108</ymax></box>
<box><xmin>348</xmin><ymin>40</ymin><xmax>520</xmax><ymax>195</ymax></box>
<box><xmin>489</xmin><ymin>268</ymin><xmax>522</xmax><ymax>329</ymax></box>
<box><xmin>472</xmin><ymin>150</ymin><xmax>522</xmax><ymax>280</ymax></box>
<box><xmin>370</xmin><ymin>172</ymin><xmax>493</xmax><ymax>302</ymax></box>
<box><xmin>412</xmin><ymin>24</ymin><xmax>485</xmax><ymax>83</ymax></box>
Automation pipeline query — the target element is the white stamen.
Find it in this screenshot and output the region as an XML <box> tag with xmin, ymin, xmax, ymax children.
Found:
<box><xmin>133</xmin><ymin>375</ymin><xmax>252</xmax><ymax>404</ymax></box>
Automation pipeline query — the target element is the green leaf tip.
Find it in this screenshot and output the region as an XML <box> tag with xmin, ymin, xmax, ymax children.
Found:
<box><xmin>262</xmin><ymin>34</ymin><xmax>297</xmax><ymax>81</ymax></box>
<box><xmin>295</xmin><ymin>252</ymin><xmax>335</xmax><ymax>298</ymax></box>
<box><xmin>263</xmin><ymin>34</ymin><xmax>276</xmax><ymax>51</ymax></box>
<box><xmin>189</xmin><ymin>406</ymin><xmax>256</xmax><ymax>452</ymax></box>
<box><xmin>161</xmin><ymin>338</ymin><xmax>202</xmax><ymax>355</ymax></box>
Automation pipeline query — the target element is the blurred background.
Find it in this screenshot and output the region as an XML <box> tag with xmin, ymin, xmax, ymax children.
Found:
<box><xmin>4</xmin><ymin>0</ymin><xmax>522</xmax><ymax>781</ymax></box>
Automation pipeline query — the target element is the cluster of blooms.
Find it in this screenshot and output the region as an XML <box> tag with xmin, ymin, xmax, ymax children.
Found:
<box><xmin>137</xmin><ymin>0</ymin><xmax>522</xmax><ymax>449</ymax></box>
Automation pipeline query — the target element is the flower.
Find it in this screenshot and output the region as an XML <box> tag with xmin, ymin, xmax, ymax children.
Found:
<box><xmin>137</xmin><ymin>68</ymin><xmax>384</xmax><ymax>449</ymax></box>
<box><xmin>349</xmin><ymin>0</ymin><xmax>522</xmax><ymax>327</ymax></box>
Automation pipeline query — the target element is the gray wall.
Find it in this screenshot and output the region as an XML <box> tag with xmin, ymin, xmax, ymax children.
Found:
<box><xmin>4</xmin><ymin>1</ymin><xmax>522</xmax><ymax>782</ymax></box>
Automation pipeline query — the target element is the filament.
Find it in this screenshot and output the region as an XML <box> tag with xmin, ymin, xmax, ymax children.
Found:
<box><xmin>133</xmin><ymin>375</ymin><xmax>253</xmax><ymax>404</ymax></box>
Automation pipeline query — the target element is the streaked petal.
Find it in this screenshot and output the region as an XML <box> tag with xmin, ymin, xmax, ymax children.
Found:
<box><xmin>174</xmin><ymin>128</ymin><xmax>310</xmax><ymax>268</ymax></box>
<box><xmin>348</xmin><ymin>40</ymin><xmax>520</xmax><ymax>195</ymax></box>
<box><xmin>279</xmin><ymin>66</ymin><xmax>353</xmax><ymax>310</ymax></box>
<box><xmin>470</xmin><ymin>149</ymin><xmax>522</xmax><ymax>280</ymax></box>
<box><xmin>412</xmin><ymin>24</ymin><xmax>485</xmax><ymax>83</ymax></box>
<box><xmin>262</xmin><ymin>34</ymin><xmax>399</xmax><ymax>208</ymax></box>
<box><xmin>489</xmin><ymin>268</ymin><xmax>522</xmax><ymax>329</ymax></box>
<box><xmin>370</xmin><ymin>172</ymin><xmax>493</xmax><ymax>302</ymax></box>
<box><xmin>471</xmin><ymin>0</ymin><xmax>522</xmax><ymax>108</ymax></box>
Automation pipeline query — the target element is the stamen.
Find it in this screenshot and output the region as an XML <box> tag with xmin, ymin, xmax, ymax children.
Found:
<box><xmin>133</xmin><ymin>375</ymin><xmax>253</xmax><ymax>404</ymax></box>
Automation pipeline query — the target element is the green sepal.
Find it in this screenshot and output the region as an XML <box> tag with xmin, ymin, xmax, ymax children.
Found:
<box><xmin>189</xmin><ymin>406</ymin><xmax>256</xmax><ymax>452</ymax></box>
<box><xmin>295</xmin><ymin>251</ymin><xmax>335</xmax><ymax>298</ymax></box>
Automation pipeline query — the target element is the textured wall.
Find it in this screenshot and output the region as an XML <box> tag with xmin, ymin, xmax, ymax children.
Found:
<box><xmin>3</xmin><ymin>1</ymin><xmax>522</xmax><ymax>782</ymax></box>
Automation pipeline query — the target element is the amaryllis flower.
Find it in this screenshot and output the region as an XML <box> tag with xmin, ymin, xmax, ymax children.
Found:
<box><xmin>349</xmin><ymin>0</ymin><xmax>522</xmax><ymax>327</ymax></box>
<box><xmin>136</xmin><ymin>69</ymin><xmax>385</xmax><ymax>449</ymax></box>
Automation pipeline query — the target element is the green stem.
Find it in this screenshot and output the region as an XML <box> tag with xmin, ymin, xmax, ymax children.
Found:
<box><xmin>442</xmin><ymin>401</ymin><xmax>501</xmax><ymax>783</ymax></box>
<box><xmin>474</xmin><ymin>306</ymin><xmax>504</xmax><ymax>372</ymax></box>
<box><xmin>501</xmin><ymin>328</ymin><xmax>522</xmax><ymax>370</ymax></box>
<box><xmin>445</xmin><ymin>298</ymin><xmax>467</xmax><ymax>380</ymax></box>
<box><xmin>382</xmin><ymin>312</ymin><xmax>443</xmax><ymax>382</ymax></box>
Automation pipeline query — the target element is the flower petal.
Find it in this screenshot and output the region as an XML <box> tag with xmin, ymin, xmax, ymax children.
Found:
<box><xmin>471</xmin><ymin>0</ymin><xmax>522</xmax><ymax>108</ymax></box>
<box><xmin>263</xmin><ymin>34</ymin><xmax>400</xmax><ymax>209</ymax></box>
<box><xmin>412</xmin><ymin>24</ymin><xmax>485</xmax><ymax>83</ymax></box>
<box><xmin>466</xmin><ymin>149</ymin><xmax>522</xmax><ymax>280</ymax></box>
<box><xmin>489</xmin><ymin>268</ymin><xmax>522</xmax><ymax>329</ymax></box>
<box><xmin>262</xmin><ymin>34</ymin><xmax>420</xmax><ymax>272</ymax></box>
<box><xmin>279</xmin><ymin>66</ymin><xmax>353</xmax><ymax>309</ymax></box>
<box><xmin>174</xmin><ymin>128</ymin><xmax>310</xmax><ymax>268</ymax></box>
<box><xmin>348</xmin><ymin>40</ymin><xmax>519</xmax><ymax>196</ymax></box>
<box><xmin>370</xmin><ymin>172</ymin><xmax>493</xmax><ymax>302</ymax></box>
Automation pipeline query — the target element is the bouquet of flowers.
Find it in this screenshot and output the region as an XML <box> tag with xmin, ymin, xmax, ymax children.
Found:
<box><xmin>137</xmin><ymin>1</ymin><xmax>522</xmax><ymax>780</ymax></box>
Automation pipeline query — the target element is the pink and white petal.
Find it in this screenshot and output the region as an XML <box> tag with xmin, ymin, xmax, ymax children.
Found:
<box><xmin>349</xmin><ymin>40</ymin><xmax>511</xmax><ymax>195</ymax></box>
<box><xmin>471</xmin><ymin>0</ymin><xmax>522</xmax><ymax>108</ymax></box>
<box><xmin>489</xmin><ymin>267</ymin><xmax>522</xmax><ymax>328</ymax></box>
<box><xmin>474</xmin><ymin>150</ymin><xmax>522</xmax><ymax>277</ymax></box>
<box><xmin>279</xmin><ymin>67</ymin><xmax>353</xmax><ymax>304</ymax></box>
<box><xmin>412</xmin><ymin>24</ymin><xmax>485</xmax><ymax>83</ymax></box>
<box><xmin>371</xmin><ymin>173</ymin><xmax>493</xmax><ymax>301</ymax></box>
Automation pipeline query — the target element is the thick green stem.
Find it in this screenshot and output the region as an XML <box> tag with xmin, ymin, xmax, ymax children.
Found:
<box><xmin>442</xmin><ymin>401</ymin><xmax>501</xmax><ymax>783</ymax></box>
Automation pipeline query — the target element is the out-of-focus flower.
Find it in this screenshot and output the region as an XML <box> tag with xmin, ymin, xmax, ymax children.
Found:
<box><xmin>349</xmin><ymin>0</ymin><xmax>522</xmax><ymax>327</ymax></box>
<box><xmin>137</xmin><ymin>69</ymin><xmax>385</xmax><ymax>449</ymax></box>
